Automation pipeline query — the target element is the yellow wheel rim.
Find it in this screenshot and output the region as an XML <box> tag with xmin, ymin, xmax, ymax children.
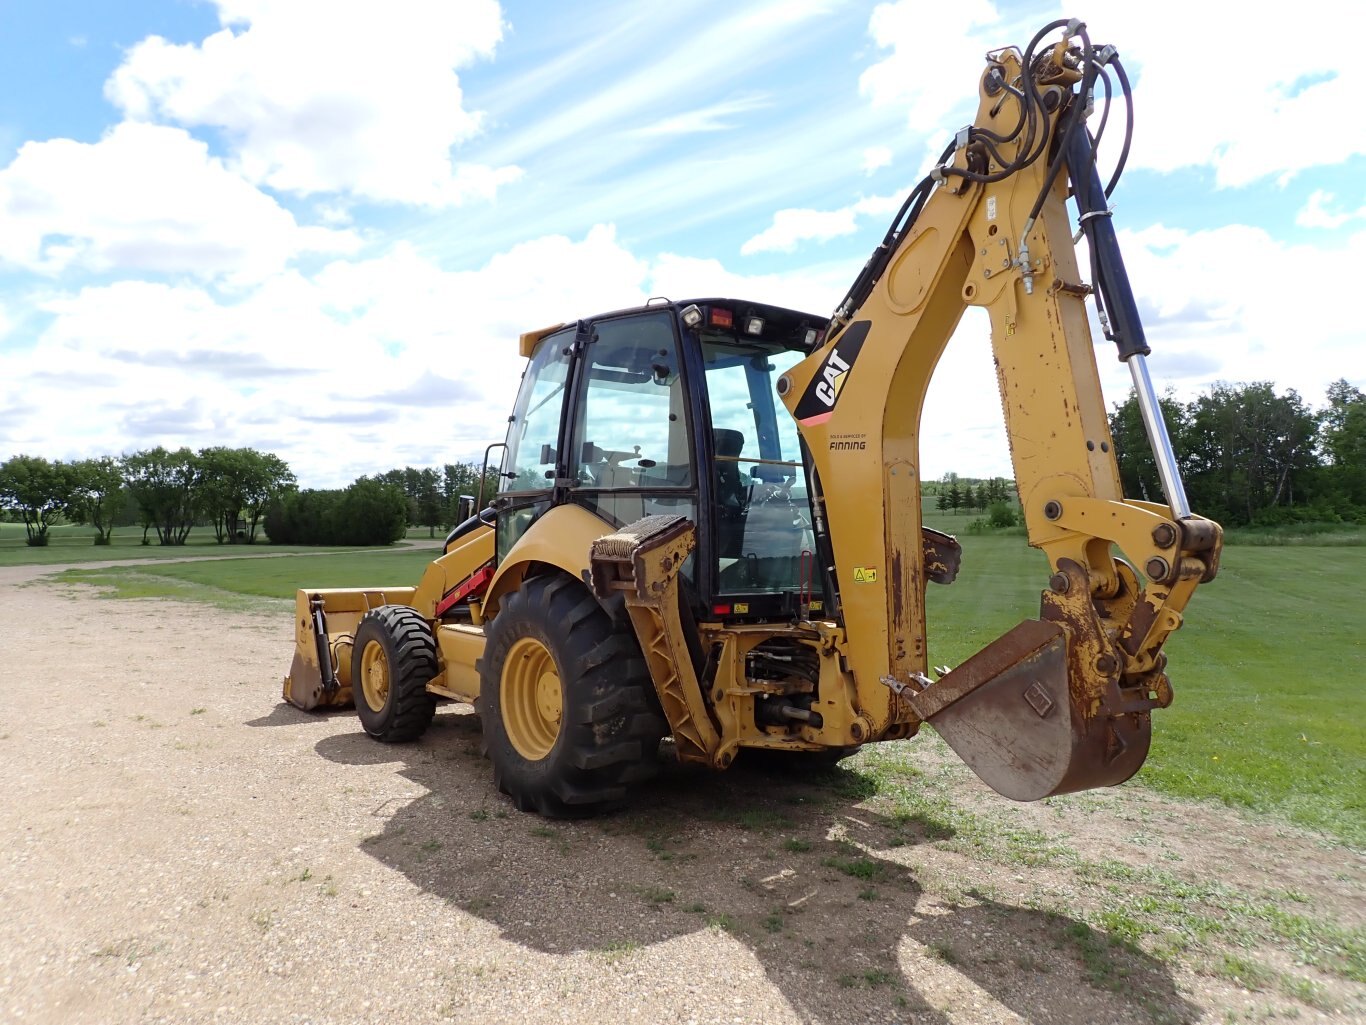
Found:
<box><xmin>501</xmin><ymin>636</ymin><xmax>563</xmax><ymax>761</ymax></box>
<box><xmin>359</xmin><ymin>639</ymin><xmax>390</xmax><ymax>713</ymax></box>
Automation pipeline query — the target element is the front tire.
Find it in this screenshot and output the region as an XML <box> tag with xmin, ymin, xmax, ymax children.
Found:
<box><xmin>479</xmin><ymin>574</ymin><xmax>665</xmax><ymax>817</ymax></box>
<box><xmin>352</xmin><ymin>605</ymin><xmax>438</xmax><ymax>742</ymax></box>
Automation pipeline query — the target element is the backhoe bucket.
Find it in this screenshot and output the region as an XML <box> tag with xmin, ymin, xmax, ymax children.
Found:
<box><xmin>907</xmin><ymin>620</ymin><xmax>1150</xmax><ymax>801</ymax></box>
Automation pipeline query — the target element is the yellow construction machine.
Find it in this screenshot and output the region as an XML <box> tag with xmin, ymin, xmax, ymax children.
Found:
<box><xmin>283</xmin><ymin>19</ymin><xmax>1222</xmax><ymax>816</ymax></box>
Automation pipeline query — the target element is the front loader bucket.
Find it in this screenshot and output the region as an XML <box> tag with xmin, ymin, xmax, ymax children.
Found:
<box><xmin>907</xmin><ymin>620</ymin><xmax>1150</xmax><ymax>801</ymax></box>
<box><xmin>281</xmin><ymin>588</ymin><xmax>418</xmax><ymax>712</ymax></box>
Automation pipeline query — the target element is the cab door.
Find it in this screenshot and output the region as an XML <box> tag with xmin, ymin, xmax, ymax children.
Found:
<box><xmin>494</xmin><ymin>324</ymin><xmax>578</xmax><ymax>560</ymax></box>
<box><xmin>567</xmin><ymin>310</ymin><xmax>697</xmax><ymax>533</ymax></box>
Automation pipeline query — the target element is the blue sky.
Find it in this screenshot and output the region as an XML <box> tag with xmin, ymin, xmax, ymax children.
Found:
<box><xmin>0</xmin><ymin>0</ymin><xmax>1361</xmax><ymax>486</ymax></box>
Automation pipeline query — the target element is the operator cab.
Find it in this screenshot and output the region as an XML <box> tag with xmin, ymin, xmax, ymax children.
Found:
<box><xmin>495</xmin><ymin>298</ymin><xmax>828</xmax><ymax>620</ymax></box>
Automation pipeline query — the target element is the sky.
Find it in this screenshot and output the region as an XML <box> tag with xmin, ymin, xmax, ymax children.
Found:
<box><xmin>0</xmin><ymin>0</ymin><xmax>1361</xmax><ymax>488</ymax></box>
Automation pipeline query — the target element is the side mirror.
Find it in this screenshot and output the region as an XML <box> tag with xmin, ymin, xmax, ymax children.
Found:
<box><xmin>457</xmin><ymin>494</ymin><xmax>476</xmax><ymax>523</ymax></box>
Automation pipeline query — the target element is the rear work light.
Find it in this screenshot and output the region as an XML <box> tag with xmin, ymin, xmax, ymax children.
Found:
<box><xmin>709</xmin><ymin>307</ymin><xmax>734</xmax><ymax>329</ymax></box>
<box><xmin>744</xmin><ymin>316</ymin><xmax>764</xmax><ymax>336</ymax></box>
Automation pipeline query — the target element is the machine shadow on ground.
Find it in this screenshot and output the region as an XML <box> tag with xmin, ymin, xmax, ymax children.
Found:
<box><xmin>313</xmin><ymin>708</ymin><xmax>1199</xmax><ymax>1025</ymax></box>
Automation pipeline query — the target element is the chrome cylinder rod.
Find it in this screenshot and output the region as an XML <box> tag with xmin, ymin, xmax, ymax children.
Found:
<box><xmin>1127</xmin><ymin>353</ymin><xmax>1191</xmax><ymax>520</ymax></box>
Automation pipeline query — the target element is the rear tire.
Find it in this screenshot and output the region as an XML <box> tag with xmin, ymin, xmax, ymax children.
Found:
<box><xmin>352</xmin><ymin>605</ymin><xmax>438</xmax><ymax>742</ymax></box>
<box><xmin>479</xmin><ymin>573</ymin><xmax>665</xmax><ymax>817</ymax></box>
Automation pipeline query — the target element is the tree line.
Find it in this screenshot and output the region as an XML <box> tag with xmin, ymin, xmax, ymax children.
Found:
<box><xmin>933</xmin><ymin>474</ymin><xmax>1016</xmax><ymax>516</ymax></box>
<box><xmin>0</xmin><ymin>446</ymin><xmax>503</xmax><ymax>548</ymax></box>
<box><xmin>1109</xmin><ymin>378</ymin><xmax>1364</xmax><ymax>527</ymax></box>
<box><xmin>265</xmin><ymin>462</ymin><xmax>500</xmax><ymax>545</ymax></box>
<box><xmin>370</xmin><ymin>463</ymin><xmax>502</xmax><ymax>537</ymax></box>
<box><xmin>0</xmin><ymin>447</ymin><xmax>296</xmax><ymax>547</ymax></box>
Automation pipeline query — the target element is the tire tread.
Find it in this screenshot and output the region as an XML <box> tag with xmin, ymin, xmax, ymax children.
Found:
<box><xmin>481</xmin><ymin>573</ymin><xmax>665</xmax><ymax>817</ymax></box>
<box><xmin>354</xmin><ymin>605</ymin><xmax>438</xmax><ymax>743</ymax></box>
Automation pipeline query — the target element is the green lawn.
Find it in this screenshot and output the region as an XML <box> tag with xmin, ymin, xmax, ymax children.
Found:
<box><xmin>58</xmin><ymin>549</ymin><xmax>438</xmax><ymax>604</ymax></box>
<box><xmin>41</xmin><ymin>505</ymin><xmax>1365</xmax><ymax>846</ymax></box>
<box><xmin>0</xmin><ymin>522</ymin><xmax>380</xmax><ymax>565</ymax></box>
<box><xmin>924</xmin><ymin>522</ymin><xmax>1365</xmax><ymax>845</ymax></box>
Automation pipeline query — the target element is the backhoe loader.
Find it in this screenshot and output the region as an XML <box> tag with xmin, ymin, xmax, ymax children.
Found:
<box><xmin>283</xmin><ymin>19</ymin><xmax>1222</xmax><ymax>816</ymax></box>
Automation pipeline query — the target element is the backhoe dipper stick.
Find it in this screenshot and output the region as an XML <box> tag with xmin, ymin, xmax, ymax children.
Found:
<box><xmin>1066</xmin><ymin>128</ymin><xmax>1192</xmax><ymax>520</ymax></box>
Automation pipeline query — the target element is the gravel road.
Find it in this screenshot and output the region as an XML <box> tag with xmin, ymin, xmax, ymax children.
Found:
<box><xmin>1</xmin><ymin>561</ymin><xmax>1361</xmax><ymax>1024</ymax></box>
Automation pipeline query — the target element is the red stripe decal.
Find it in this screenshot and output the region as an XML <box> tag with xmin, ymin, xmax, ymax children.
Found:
<box><xmin>435</xmin><ymin>562</ymin><xmax>495</xmax><ymax>618</ymax></box>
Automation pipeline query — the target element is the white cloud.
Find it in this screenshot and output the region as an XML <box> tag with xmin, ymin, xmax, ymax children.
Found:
<box><xmin>740</xmin><ymin>191</ymin><xmax>905</xmax><ymax>255</ymax></box>
<box><xmin>1115</xmin><ymin>223</ymin><xmax>1364</xmax><ymax>397</ymax></box>
<box><xmin>1296</xmin><ymin>190</ymin><xmax>1365</xmax><ymax>230</ymax></box>
<box><xmin>0</xmin><ymin>227</ymin><xmax>656</xmax><ymax>485</ymax></box>
<box><xmin>3</xmin><ymin>212</ymin><xmax>1361</xmax><ymax>488</ymax></box>
<box><xmin>650</xmin><ymin>252</ymin><xmax>849</xmax><ymax>315</ymax></box>
<box><xmin>477</xmin><ymin>0</ymin><xmax>836</xmax><ymax>166</ymax></box>
<box><xmin>862</xmin><ymin>146</ymin><xmax>892</xmax><ymax>175</ymax></box>
<box><xmin>741</xmin><ymin>208</ymin><xmax>860</xmax><ymax>255</ymax></box>
<box><xmin>860</xmin><ymin>0</ymin><xmax>1014</xmax><ymax>131</ymax></box>
<box><xmin>859</xmin><ymin>1</ymin><xmax>1364</xmax><ymax>189</ymax></box>
<box><xmin>0</xmin><ymin>224</ymin><xmax>857</xmax><ymax>484</ymax></box>
<box><xmin>629</xmin><ymin>95</ymin><xmax>771</xmax><ymax>138</ymax></box>
<box><xmin>0</xmin><ymin>122</ymin><xmax>357</xmax><ymax>278</ymax></box>
<box><xmin>1069</xmin><ymin>3</ymin><xmax>1361</xmax><ymax>188</ymax></box>
<box><xmin>105</xmin><ymin>0</ymin><xmax>520</xmax><ymax>207</ymax></box>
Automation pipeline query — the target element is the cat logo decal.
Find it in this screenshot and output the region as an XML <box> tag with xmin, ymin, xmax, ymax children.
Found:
<box><xmin>794</xmin><ymin>321</ymin><xmax>870</xmax><ymax>425</ymax></box>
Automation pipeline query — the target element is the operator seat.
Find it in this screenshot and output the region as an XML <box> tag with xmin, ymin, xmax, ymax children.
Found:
<box><xmin>714</xmin><ymin>428</ymin><xmax>747</xmax><ymax>559</ymax></box>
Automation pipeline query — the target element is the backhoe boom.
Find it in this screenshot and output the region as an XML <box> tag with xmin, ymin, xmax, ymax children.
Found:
<box><xmin>779</xmin><ymin>28</ymin><xmax>1221</xmax><ymax>799</ymax></box>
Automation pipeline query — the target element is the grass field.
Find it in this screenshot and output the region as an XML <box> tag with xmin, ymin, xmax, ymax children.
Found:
<box><xmin>0</xmin><ymin>522</ymin><xmax>387</xmax><ymax>566</ymax></box>
<box><xmin>56</xmin><ymin>548</ymin><xmax>439</xmax><ymax>611</ymax></box>
<box><xmin>40</xmin><ymin>506</ymin><xmax>1366</xmax><ymax>847</ymax></box>
<box><xmin>922</xmin><ymin>526</ymin><xmax>1365</xmax><ymax>846</ymax></box>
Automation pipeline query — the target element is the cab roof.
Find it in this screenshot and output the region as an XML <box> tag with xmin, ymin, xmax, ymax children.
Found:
<box><xmin>518</xmin><ymin>297</ymin><xmax>828</xmax><ymax>358</ymax></box>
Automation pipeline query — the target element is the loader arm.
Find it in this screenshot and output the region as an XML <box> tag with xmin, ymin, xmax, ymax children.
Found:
<box><xmin>780</xmin><ymin>24</ymin><xmax>1221</xmax><ymax>799</ymax></box>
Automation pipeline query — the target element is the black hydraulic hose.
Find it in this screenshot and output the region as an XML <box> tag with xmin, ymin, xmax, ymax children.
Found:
<box><xmin>832</xmin><ymin>140</ymin><xmax>951</xmax><ymax>320</ymax></box>
<box><xmin>974</xmin><ymin>17</ymin><xmax>1070</xmax><ymax>154</ymax></box>
<box><xmin>949</xmin><ymin>20</ymin><xmax>1080</xmax><ymax>186</ymax></box>
<box><xmin>1066</xmin><ymin>127</ymin><xmax>1149</xmax><ymax>360</ymax></box>
<box><xmin>1088</xmin><ymin>64</ymin><xmax>1112</xmax><ymax>186</ymax></box>
<box><xmin>1013</xmin><ymin>20</ymin><xmax>1073</xmax><ymax>166</ymax></box>
<box><xmin>1104</xmin><ymin>57</ymin><xmax>1135</xmax><ymax>198</ymax></box>
<box><xmin>837</xmin><ymin>23</ymin><xmax>1112</xmax><ymax>319</ymax></box>
<box><xmin>886</xmin><ymin>142</ymin><xmax>952</xmax><ymax>243</ymax></box>
<box><xmin>971</xmin><ymin>77</ymin><xmax>1028</xmax><ymax>145</ymax></box>
<box><xmin>1025</xmin><ymin>26</ymin><xmax>1095</xmax><ymax>226</ymax></box>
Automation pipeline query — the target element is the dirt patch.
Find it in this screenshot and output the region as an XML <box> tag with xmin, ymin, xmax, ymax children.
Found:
<box><xmin>1</xmin><ymin>567</ymin><xmax>1361</xmax><ymax>1024</ymax></box>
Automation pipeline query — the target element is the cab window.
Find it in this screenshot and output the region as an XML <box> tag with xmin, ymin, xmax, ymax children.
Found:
<box><xmin>702</xmin><ymin>339</ymin><xmax>814</xmax><ymax>594</ymax></box>
<box><xmin>502</xmin><ymin>328</ymin><xmax>573</xmax><ymax>493</ymax></box>
<box><xmin>575</xmin><ymin>312</ymin><xmax>692</xmax><ymax>490</ymax></box>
